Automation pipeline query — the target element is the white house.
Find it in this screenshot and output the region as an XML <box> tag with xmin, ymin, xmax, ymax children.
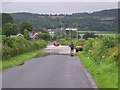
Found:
<box><xmin>17</xmin><ymin>33</ymin><xmax>24</xmax><ymax>37</ymax></box>
<box><xmin>48</xmin><ymin>29</ymin><xmax>54</xmax><ymax>34</ymax></box>
<box><xmin>65</xmin><ymin>28</ymin><xmax>77</xmax><ymax>31</ymax></box>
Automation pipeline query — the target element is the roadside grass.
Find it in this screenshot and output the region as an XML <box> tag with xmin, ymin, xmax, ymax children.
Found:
<box><xmin>0</xmin><ymin>50</ymin><xmax>40</xmax><ymax>70</ymax></box>
<box><xmin>77</xmin><ymin>52</ymin><xmax>118</xmax><ymax>88</ymax></box>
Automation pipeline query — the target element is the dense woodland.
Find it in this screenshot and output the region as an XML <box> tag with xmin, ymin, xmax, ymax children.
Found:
<box><xmin>9</xmin><ymin>9</ymin><xmax>118</xmax><ymax>32</ymax></box>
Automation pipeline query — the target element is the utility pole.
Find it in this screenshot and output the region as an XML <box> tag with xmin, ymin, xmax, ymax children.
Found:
<box><xmin>76</xmin><ymin>16</ymin><xmax>79</xmax><ymax>39</ymax></box>
<box><xmin>71</xmin><ymin>29</ymin><xmax>72</xmax><ymax>41</ymax></box>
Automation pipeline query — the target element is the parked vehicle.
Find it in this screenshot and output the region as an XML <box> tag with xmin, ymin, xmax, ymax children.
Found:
<box><xmin>75</xmin><ymin>44</ymin><xmax>83</xmax><ymax>52</ymax></box>
<box><xmin>53</xmin><ymin>41</ymin><xmax>60</xmax><ymax>47</ymax></box>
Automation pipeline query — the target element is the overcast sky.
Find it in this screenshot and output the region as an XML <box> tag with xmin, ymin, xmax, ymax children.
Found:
<box><xmin>2</xmin><ymin>2</ymin><xmax>118</xmax><ymax>14</ymax></box>
<box><xmin>1</xmin><ymin>0</ymin><xmax>119</xmax><ymax>2</ymax></box>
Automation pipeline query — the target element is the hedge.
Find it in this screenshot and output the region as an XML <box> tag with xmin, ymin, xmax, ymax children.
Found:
<box><xmin>2</xmin><ymin>36</ymin><xmax>47</xmax><ymax>60</ymax></box>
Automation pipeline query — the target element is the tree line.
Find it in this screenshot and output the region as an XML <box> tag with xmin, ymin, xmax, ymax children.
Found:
<box><xmin>2</xmin><ymin>13</ymin><xmax>49</xmax><ymax>60</ymax></box>
<box><xmin>10</xmin><ymin>9</ymin><xmax>118</xmax><ymax>32</ymax></box>
<box><xmin>2</xmin><ymin>13</ymin><xmax>52</xmax><ymax>42</ymax></box>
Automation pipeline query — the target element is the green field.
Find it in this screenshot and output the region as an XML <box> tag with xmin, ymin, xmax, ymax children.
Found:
<box><xmin>57</xmin><ymin>30</ymin><xmax>117</xmax><ymax>38</ymax></box>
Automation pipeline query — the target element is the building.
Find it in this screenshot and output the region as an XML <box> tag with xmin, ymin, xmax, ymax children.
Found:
<box><xmin>29</xmin><ymin>26</ymin><xmax>38</xmax><ymax>39</ymax></box>
<box><xmin>17</xmin><ymin>33</ymin><xmax>24</xmax><ymax>37</ymax></box>
<box><xmin>48</xmin><ymin>29</ymin><xmax>54</xmax><ymax>34</ymax></box>
<box><xmin>65</xmin><ymin>28</ymin><xmax>77</xmax><ymax>31</ymax></box>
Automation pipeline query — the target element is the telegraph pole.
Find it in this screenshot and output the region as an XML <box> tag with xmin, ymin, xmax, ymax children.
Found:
<box><xmin>76</xmin><ymin>16</ymin><xmax>79</xmax><ymax>39</ymax></box>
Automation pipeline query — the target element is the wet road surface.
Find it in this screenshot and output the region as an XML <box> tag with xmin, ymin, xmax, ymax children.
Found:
<box><xmin>2</xmin><ymin>45</ymin><xmax>97</xmax><ymax>88</ymax></box>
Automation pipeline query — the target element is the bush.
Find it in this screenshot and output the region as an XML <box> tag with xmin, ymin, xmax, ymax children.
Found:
<box><xmin>77</xmin><ymin>36</ymin><xmax>118</xmax><ymax>88</ymax></box>
<box><xmin>83</xmin><ymin>32</ymin><xmax>98</xmax><ymax>40</ymax></box>
<box><xmin>2</xmin><ymin>36</ymin><xmax>47</xmax><ymax>60</ymax></box>
<box><xmin>2</xmin><ymin>23</ymin><xmax>18</xmax><ymax>36</ymax></box>
<box><xmin>82</xmin><ymin>36</ymin><xmax>118</xmax><ymax>63</ymax></box>
<box><xmin>77</xmin><ymin>52</ymin><xmax>118</xmax><ymax>88</ymax></box>
<box><xmin>37</xmin><ymin>33</ymin><xmax>52</xmax><ymax>41</ymax></box>
<box><xmin>59</xmin><ymin>38</ymin><xmax>85</xmax><ymax>47</ymax></box>
<box><xmin>23</xmin><ymin>29</ymin><xmax>30</xmax><ymax>40</ymax></box>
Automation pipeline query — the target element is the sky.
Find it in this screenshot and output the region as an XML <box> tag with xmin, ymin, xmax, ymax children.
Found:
<box><xmin>1</xmin><ymin>1</ymin><xmax>119</xmax><ymax>14</ymax></box>
<box><xmin>1</xmin><ymin>0</ymin><xmax>120</xmax><ymax>2</ymax></box>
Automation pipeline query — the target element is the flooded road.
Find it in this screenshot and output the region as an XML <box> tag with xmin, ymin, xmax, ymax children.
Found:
<box><xmin>2</xmin><ymin>45</ymin><xmax>97</xmax><ymax>88</ymax></box>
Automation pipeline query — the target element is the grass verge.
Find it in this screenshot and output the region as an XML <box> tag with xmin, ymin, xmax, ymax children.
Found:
<box><xmin>0</xmin><ymin>50</ymin><xmax>41</xmax><ymax>70</ymax></box>
<box><xmin>77</xmin><ymin>52</ymin><xmax>118</xmax><ymax>88</ymax></box>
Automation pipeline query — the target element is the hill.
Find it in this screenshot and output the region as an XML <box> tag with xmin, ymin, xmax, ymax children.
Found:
<box><xmin>10</xmin><ymin>9</ymin><xmax>118</xmax><ymax>32</ymax></box>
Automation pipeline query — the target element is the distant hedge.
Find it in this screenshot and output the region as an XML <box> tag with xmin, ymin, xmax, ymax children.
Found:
<box><xmin>2</xmin><ymin>36</ymin><xmax>47</xmax><ymax>60</ymax></box>
<box><xmin>59</xmin><ymin>38</ymin><xmax>85</xmax><ymax>46</ymax></box>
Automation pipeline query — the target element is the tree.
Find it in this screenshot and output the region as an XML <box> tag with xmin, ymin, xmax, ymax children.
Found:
<box><xmin>71</xmin><ymin>31</ymin><xmax>81</xmax><ymax>38</ymax></box>
<box><xmin>40</xmin><ymin>28</ymin><xmax>48</xmax><ymax>33</ymax></box>
<box><xmin>2</xmin><ymin>23</ymin><xmax>18</xmax><ymax>36</ymax></box>
<box><xmin>2</xmin><ymin>13</ymin><xmax>14</xmax><ymax>25</ymax></box>
<box><xmin>83</xmin><ymin>32</ymin><xmax>98</xmax><ymax>40</ymax></box>
<box><xmin>38</xmin><ymin>33</ymin><xmax>51</xmax><ymax>41</ymax></box>
<box><xmin>23</xmin><ymin>29</ymin><xmax>29</xmax><ymax>40</ymax></box>
<box><xmin>10</xmin><ymin>9</ymin><xmax>118</xmax><ymax>32</ymax></box>
<box><xmin>54</xmin><ymin>29</ymin><xmax>63</xmax><ymax>39</ymax></box>
<box><xmin>20</xmin><ymin>22</ymin><xmax>33</xmax><ymax>33</ymax></box>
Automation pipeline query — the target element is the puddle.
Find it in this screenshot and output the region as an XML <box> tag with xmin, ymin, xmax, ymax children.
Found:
<box><xmin>34</xmin><ymin>51</ymin><xmax>76</xmax><ymax>58</ymax></box>
<box><xmin>34</xmin><ymin>51</ymin><xmax>51</xmax><ymax>58</ymax></box>
<box><xmin>16</xmin><ymin>51</ymin><xmax>76</xmax><ymax>67</ymax></box>
<box><xmin>17</xmin><ymin>62</ymin><xmax>24</xmax><ymax>66</ymax></box>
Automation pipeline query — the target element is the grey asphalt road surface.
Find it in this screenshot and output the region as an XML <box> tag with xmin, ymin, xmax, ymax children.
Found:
<box><xmin>2</xmin><ymin>45</ymin><xmax>97</xmax><ymax>88</ymax></box>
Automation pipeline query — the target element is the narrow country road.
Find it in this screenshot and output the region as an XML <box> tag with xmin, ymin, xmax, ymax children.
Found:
<box><xmin>2</xmin><ymin>45</ymin><xmax>97</xmax><ymax>88</ymax></box>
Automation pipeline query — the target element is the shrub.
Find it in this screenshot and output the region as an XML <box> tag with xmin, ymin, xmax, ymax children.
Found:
<box><xmin>83</xmin><ymin>32</ymin><xmax>98</xmax><ymax>40</ymax></box>
<box><xmin>23</xmin><ymin>29</ymin><xmax>30</xmax><ymax>40</ymax></box>
<box><xmin>2</xmin><ymin>36</ymin><xmax>47</xmax><ymax>60</ymax></box>
<box><xmin>82</xmin><ymin>36</ymin><xmax>118</xmax><ymax>63</ymax></box>
<box><xmin>37</xmin><ymin>33</ymin><xmax>52</xmax><ymax>41</ymax></box>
